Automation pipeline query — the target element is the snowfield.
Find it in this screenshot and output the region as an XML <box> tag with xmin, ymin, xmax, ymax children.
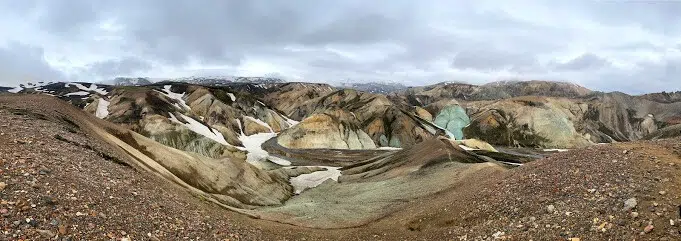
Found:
<box><xmin>8</xmin><ymin>82</ymin><xmax>53</xmax><ymax>93</ymax></box>
<box><xmin>66</xmin><ymin>83</ymin><xmax>108</xmax><ymax>95</ymax></box>
<box><xmin>289</xmin><ymin>167</ymin><xmax>342</xmax><ymax>194</ymax></box>
<box><xmin>168</xmin><ymin>113</ymin><xmax>230</xmax><ymax>146</ymax></box>
<box><xmin>65</xmin><ymin>91</ymin><xmax>91</xmax><ymax>96</ymax></box>
<box><xmin>239</xmin><ymin>132</ymin><xmax>278</xmax><ymax>164</ymax></box>
<box><xmin>159</xmin><ymin>85</ymin><xmax>191</xmax><ymax>110</ymax></box>
<box><xmin>95</xmin><ymin>99</ymin><xmax>110</xmax><ymax>119</ymax></box>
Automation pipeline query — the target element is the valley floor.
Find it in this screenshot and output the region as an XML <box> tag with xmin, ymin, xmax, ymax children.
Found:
<box><xmin>1</xmin><ymin>96</ymin><xmax>680</xmax><ymax>240</ymax></box>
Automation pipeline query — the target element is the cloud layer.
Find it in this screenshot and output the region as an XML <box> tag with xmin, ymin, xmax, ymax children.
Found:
<box><xmin>0</xmin><ymin>0</ymin><xmax>680</xmax><ymax>94</ymax></box>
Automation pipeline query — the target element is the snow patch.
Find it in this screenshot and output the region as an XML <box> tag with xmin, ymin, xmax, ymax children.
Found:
<box><xmin>7</xmin><ymin>87</ymin><xmax>22</xmax><ymax>93</ymax></box>
<box><xmin>289</xmin><ymin>167</ymin><xmax>342</xmax><ymax>194</ymax></box>
<box><xmin>7</xmin><ymin>82</ymin><xmax>53</xmax><ymax>93</ymax></box>
<box><xmin>377</xmin><ymin>146</ymin><xmax>402</xmax><ymax>150</ymax></box>
<box><xmin>459</xmin><ymin>145</ymin><xmax>476</xmax><ymax>151</ymax></box>
<box><xmin>227</xmin><ymin>92</ymin><xmax>236</xmax><ymax>101</ymax></box>
<box><xmin>66</xmin><ymin>83</ymin><xmax>108</xmax><ymax>95</ymax></box>
<box><xmin>239</xmin><ymin>132</ymin><xmax>277</xmax><ymax>163</ymax></box>
<box><xmin>65</xmin><ymin>91</ymin><xmax>91</xmax><ymax>96</ymax></box>
<box><xmin>243</xmin><ymin>116</ymin><xmax>274</xmax><ymax>133</ymax></box>
<box><xmin>158</xmin><ymin>85</ymin><xmax>191</xmax><ymax>110</ymax></box>
<box><xmin>168</xmin><ymin>113</ymin><xmax>230</xmax><ymax>146</ymax></box>
<box><xmin>543</xmin><ymin>149</ymin><xmax>569</xmax><ymax>152</ymax></box>
<box><xmin>282</xmin><ymin>115</ymin><xmax>300</xmax><ymax>126</ymax></box>
<box><xmin>268</xmin><ymin>156</ymin><xmax>292</xmax><ymax>166</ymax></box>
<box><xmin>235</xmin><ymin>119</ymin><xmax>244</xmax><ymax>135</ymax></box>
<box><xmin>95</xmin><ymin>99</ymin><xmax>110</xmax><ymax>119</ymax></box>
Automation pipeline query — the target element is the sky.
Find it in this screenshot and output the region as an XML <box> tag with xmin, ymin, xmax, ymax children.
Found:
<box><xmin>0</xmin><ymin>0</ymin><xmax>680</xmax><ymax>94</ymax></box>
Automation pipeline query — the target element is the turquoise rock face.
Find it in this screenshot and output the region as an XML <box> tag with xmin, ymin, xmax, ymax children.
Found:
<box><xmin>434</xmin><ymin>105</ymin><xmax>470</xmax><ymax>140</ymax></box>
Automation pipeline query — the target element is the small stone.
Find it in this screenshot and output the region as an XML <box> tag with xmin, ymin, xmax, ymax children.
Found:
<box><xmin>27</xmin><ymin>218</ymin><xmax>37</xmax><ymax>227</ymax></box>
<box><xmin>547</xmin><ymin>205</ymin><xmax>555</xmax><ymax>213</ymax></box>
<box><xmin>0</xmin><ymin>182</ymin><xmax>6</xmax><ymax>191</ymax></box>
<box><xmin>12</xmin><ymin>220</ymin><xmax>20</xmax><ymax>226</ymax></box>
<box><xmin>623</xmin><ymin>150</ymin><xmax>629</xmax><ymax>154</ymax></box>
<box><xmin>644</xmin><ymin>224</ymin><xmax>654</xmax><ymax>233</ymax></box>
<box><xmin>659</xmin><ymin>191</ymin><xmax>667</xmax><ymax>195</ymax></box>
<box><xmin>623</xmin><ymin>198</ymin><xmax>637</xmax><ymax>211</ymax></box>
<box><xmin>587</xmin><ymin>189</ymin><xmax>596</xmax><ymax>193</ymax></box>
<box><xmin>631</xmin><ymin>212</ymin><xmax>639</xmax><ymax>218</ymax></box>
<box><xmin>75</xmin><ymin>211</ymin><xmax>85</xmax><ymax>216</ymax></box>
<box><xmin>58</xmin><ymin>225</ymin><xmax>67</xmax><ymax>235</ymax></box>
<box><xmin>671</xmin><ymin>219</ymin><xmax>676</xmax><ymax>226</ymax></box>
<box><xmin>569</xmin><ymin>238</ymin><xmax>580</xmax><ymax>241</ymax></box>
<box><xmin>50</xmin><ymin>219</ymin><xmax>59</xmax><ymax>226</ymax></box>
<box><xmin>36</xmin><ymin>229</ymin><xmax>55</xmax><ymax>238</ymax></box>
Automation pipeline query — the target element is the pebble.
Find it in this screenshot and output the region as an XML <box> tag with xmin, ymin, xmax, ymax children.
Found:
<box><xmin>659</xmin><ymin>191</ymin><xmax>667</xmax><ymax>195</ymax></box>
<box><xmin>631</xmin><ymin>212</ymin><xmax>639</xmax><ymax>218</ymax></box>
<box><xmin>547</xmin><ymin>205</ymin><xmax>555</xmax><ymax>213</ymax></box>
<box><xmin>671</xmin><ymin>219</ymin><xmax>676</xmax><ymax>226</ymax></box>
<box><xmin>643</xmin><ymin>224</ymin><xmax>654</xmax><ymax>233</ymax></box>
<box><xmin>36</xmin><ymin>229</ymin><xmax>55</xmax><ymax>238</ymax></box>
<box><xmin>0</xmin><ymin>182</ymin><xmax>6</xmax><ymax>191</ymax></box>
<box><xmin>623</xmin><ymin>198</ymin><xmax>637</xmax><ymax>211</ymax></box>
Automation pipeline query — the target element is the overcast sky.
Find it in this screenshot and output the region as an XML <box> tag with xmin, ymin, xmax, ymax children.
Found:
<box><xmin>0</xmin><ymin>0</ymin><xmax>680</xmax><ymax>94</ymax></box>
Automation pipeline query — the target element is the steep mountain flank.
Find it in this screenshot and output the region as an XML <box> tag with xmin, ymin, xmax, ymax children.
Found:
<box><xmin>287</xmin><ymin>89</ymin><xmax>445</xmax><ymax>148</ymax></box>
<box><xmin>277</xmin><ymin>109</ymin><xmax>376</xmax><ymax>149</ymax></box>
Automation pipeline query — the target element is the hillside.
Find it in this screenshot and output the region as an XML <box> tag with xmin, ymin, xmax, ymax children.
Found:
<box><xmin>1</xmin><ymin>94</ymin><xmax>679</xmax><ymax>240</ymax></box>
<box><xmin>1</xmin><ymin>79</ymin><xmax>681</xmax><ymax>240</ymax></box>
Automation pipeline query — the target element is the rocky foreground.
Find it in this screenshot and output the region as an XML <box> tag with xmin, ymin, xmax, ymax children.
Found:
<box><xmin>0</xmin><ymin>94</ymin><xmax>679</xmax><ymax>240</ymax></box>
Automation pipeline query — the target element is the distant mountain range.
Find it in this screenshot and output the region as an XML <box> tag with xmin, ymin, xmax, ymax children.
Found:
<box><xmin>109</xmin><ymin>76</ymin><xmax>286</xmax><ymax>87</ymax></box>
<box><xmin>338</xmin><ymin>81</ymin><xmax>408</xmax><ymax>94</ymax></box>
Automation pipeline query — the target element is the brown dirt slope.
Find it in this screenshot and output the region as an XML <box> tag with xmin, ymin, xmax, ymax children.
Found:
<box><xmin>360</xmin><ymin>139</ymin><xmax>681</xmax><ymax>240</ymax></box>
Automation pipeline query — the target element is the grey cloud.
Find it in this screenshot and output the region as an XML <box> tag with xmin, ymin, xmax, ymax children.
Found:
<box><xmin>0</xmin><ymin>42</ymin><xmax>65</xmax><ymax>85</ymax></box>
<box><xmin>82</xmin><ymin>57</ymin><xmax>152</xmax><ymax>78</ymax></box>
<box><xmin>451</xmin><ymin>48</ymin><xmax>539</xmax><ymax>72</ymax></box>
<box><xmin>552</xmin><ymin>53</ymin><xmax>612</xmax><ymax>71</ymax></box>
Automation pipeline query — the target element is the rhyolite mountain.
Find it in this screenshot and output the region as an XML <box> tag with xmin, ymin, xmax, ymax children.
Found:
<box><xmin>4</xmin><ymin>79</ymin><xmax>681</xmax><ymax>149</ymax></box>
